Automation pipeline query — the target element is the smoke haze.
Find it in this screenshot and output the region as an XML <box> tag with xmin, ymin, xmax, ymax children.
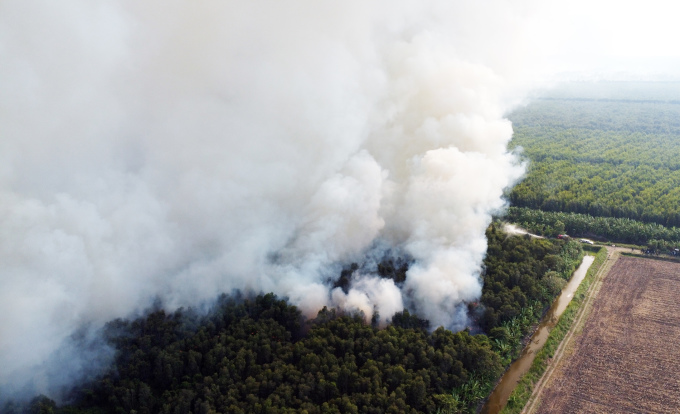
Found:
<box><xmin>4</xmin><ymin>0</ymin><xmax>675</xmax><ymax>401</ymax></box>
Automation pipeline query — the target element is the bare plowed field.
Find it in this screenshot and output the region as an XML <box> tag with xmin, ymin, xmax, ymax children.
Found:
<box><xmin>536</xmin><ymin>256</ymin><xmax>680</xmax><ymax>413</ymax></box>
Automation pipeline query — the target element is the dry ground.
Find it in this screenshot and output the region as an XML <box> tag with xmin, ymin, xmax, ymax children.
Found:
<box><xmin>533</xmin><ymin>256</ymin><xmax>680</xmax><ymax>413</ymax></box>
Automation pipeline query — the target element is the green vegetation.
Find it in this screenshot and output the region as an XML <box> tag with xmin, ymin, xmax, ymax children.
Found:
<box><xmin>8</xmin><ymin>227</ymin><xmax>583</xmax><ymax>414</ymax></box>
<box><xmin>30</xmin><ymin>295</ymin><xmax>501</xmax><ymax>414</ymax></box>
<box><xmin>11</xmin><ymin>83</ymin><xmax>680</xmax><ymax>414</ymax></box>
<box><xmin>479</xmin><ymin>225</ymin><xmax>583</xmax><ymax>365</ymax></box>
<box><xmin>494</xmin><ymin>84</ymin><xmax>680</xmax><ymax>412</ymax></box>
<box><xmin>507</xmin><ymin>206</ymin><xmax>680</xmax><ymax>245</ymax></box>
<box><xmin>509</xmin><ymin>86</ymin><xmax>680</xmax><ymax>233</ymax></box>
<box><xmin>500</xmin><ymin>246</ymin><xmax>608</xmax><ymax>414</ymax></box>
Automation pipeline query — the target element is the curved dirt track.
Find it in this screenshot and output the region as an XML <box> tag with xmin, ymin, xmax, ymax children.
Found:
<box><xmin>523</xmin><ymin>249</ymin><xmax>680</xmax><ymax>413</ymax></box>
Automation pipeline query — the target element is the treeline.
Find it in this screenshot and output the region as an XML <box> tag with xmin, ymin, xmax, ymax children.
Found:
<box><xmin>508</xmin><ymin>95</ymin><xmax>680</xmax><ymax>228</ymax></box>
<box><xmin>8</xmin><ymin>228</ymin><xmax>584</xmax><ymax>414</ymax></box>
<box><xmin>19</xmin><ymin>296</ymin><xmax>502</xmax><ymax>414</ymax></box>
<box><xmin>510</xmin><ymin>98</ymin><xmax>680</xmax><ymax>135</ymax></box>
<box><xmin>507</xmin><ymin>206</ymin><xmax>680</xmax><ymax>245</ymax></box>
<box><xmin>512</xmin><ymin>129</ymin><xmax>680</xmax><ymax>170</ymax></box>
<box><xmin>509</xmin><ymin>149</ymin><xmax>680</xmax><ymax>227</ymax></box>
<box><xmin>534</xmin><ymin>82</ymin><xmax>680</xmax><ymax>103</ymax></box>
<box><xmin>479</xmin><ymin>225</ymin><xmax>582</xmax><ymax>364</ymax></box>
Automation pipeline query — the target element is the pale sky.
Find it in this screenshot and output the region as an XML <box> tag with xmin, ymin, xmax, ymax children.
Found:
<box><xmin>529</xmin><ymin>0</ymin><xmax>680</xmax><ymax>80</ymax></box>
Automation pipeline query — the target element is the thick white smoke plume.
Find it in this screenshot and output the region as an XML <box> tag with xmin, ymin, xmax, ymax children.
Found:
<box><xmin>1</xmin><ymin>0</ymin><xmax>535</xmax><ymax>399</ymax></box>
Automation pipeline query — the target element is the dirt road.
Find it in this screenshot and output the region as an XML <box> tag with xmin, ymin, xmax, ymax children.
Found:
<box><xmin>523</xmin><ymin>247</ymin><xmax>680</xmax><ymax>413</ymax></box>
<box><xmin>520</xmin><ymin>246</ymin><xmax>620</xmax><ymax>414</ymax></box>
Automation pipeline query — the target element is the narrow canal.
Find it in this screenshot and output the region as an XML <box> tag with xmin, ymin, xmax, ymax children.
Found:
<box><xmin>480</xmin><ymin>255</ymin><xmax>595</xmax><ymax>414</ymax></box>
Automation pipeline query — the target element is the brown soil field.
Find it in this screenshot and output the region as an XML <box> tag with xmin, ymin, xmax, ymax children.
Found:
<box><xmin>535</xmin><ymin>256</ymin><xmax>680</xmax><ymax>413</ymax></box>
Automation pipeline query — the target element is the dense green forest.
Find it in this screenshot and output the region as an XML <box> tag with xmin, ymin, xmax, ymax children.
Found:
<box><xmin>7</xmin><ymin>227</ymin><xmax>582</xmax><ymax>414</ymax></box>
<box><xmin>508</xmin><ymin>82</ymin><xmax>680</xmax><ymax>238</ymax></box>
<box><xmin>477</xmin><ymin>226</ymin><xmax>583</xmax><ymax>368</ymax></box>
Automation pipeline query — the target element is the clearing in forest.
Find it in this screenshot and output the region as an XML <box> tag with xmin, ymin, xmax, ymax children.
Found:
<box><xmin>534</xmin><ymin>256</ymin><xmax>680</xmax><ymax>413</ymax></box>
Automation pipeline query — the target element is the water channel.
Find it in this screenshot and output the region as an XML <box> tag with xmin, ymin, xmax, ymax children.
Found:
<box><xmin>480</xmin><ymin>254</ymin><xmax>595</xmax><ymax>414</ymax></box>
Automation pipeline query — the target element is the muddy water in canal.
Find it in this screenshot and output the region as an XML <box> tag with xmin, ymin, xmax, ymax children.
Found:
<box><xmin>480</xmin><ymin>255</ymin><xmax>595</xmax><ymax>414</ymax></box>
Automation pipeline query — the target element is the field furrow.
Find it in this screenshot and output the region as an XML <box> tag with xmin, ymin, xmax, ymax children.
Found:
<box><xmin>536</xmin><ymin>256</ymin><xmax>680</xmax><ymax>413</ymax></box>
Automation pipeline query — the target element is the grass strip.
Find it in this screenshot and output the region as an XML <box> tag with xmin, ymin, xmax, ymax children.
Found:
<box><xmin>500</xmin><ymin>246</ymin><xmax>608</xmax><ymax>414</ymax></box>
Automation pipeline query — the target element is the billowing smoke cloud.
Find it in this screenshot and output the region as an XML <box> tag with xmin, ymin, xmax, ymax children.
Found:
<box><xmin>1</xmin><ymin>0</ymin><xmax>534</xmax><ymax>399</ymax></box>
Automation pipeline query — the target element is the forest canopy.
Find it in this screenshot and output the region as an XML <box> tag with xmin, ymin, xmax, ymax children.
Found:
<box><xmin>7</xmin><ymin>227</ymin><xmax>583</xmax><ymax>414</ymax></box>
<box><xmin>508</xmin><ymin>83</ymin><xmax>680</xmax><ymax>239</ymax></box>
